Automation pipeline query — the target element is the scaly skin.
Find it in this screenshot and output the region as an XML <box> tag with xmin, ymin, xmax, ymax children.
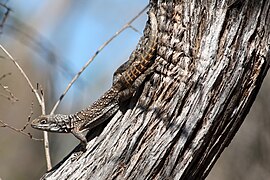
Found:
<box><xmin>31</xmin><ymin>10</ymin><xmax>158</xmax><ymax>150</ymax></box>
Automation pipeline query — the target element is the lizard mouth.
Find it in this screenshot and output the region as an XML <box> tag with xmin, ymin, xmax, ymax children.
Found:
<box><xmin>31</xmin><ymin>118</ymin><xmax>50</xmax><ymax>131</ymax></box>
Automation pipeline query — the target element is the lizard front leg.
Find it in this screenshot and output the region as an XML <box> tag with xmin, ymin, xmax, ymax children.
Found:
<box><xmin>71</xmin><ymin>127</ymin><xmax>87</xmax><ymax>151</ymax></box>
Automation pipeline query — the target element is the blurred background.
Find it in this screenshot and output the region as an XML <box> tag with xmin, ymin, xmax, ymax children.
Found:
<box><xmin>0</xmin><ymin>1</ymin><xmax>269</xmax><ymax>179</ymax></box>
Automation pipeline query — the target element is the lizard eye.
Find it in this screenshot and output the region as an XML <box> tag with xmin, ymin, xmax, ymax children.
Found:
<box><xmin>40</xmin><ymin>119</ymin><xmax>47</xmax><ymax>124</ymax></box>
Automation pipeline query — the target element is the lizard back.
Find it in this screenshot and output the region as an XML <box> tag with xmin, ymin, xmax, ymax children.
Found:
<box><xmin>119</xmin><ymin>11</ymin><xmax>158</xmax><ymax>88</ymax></box>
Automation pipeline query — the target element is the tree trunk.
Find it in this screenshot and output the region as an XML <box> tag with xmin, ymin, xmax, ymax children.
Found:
<box><xmin>41</xmin><ymin>0</ymin><xmax>270</xmax><ymax>179</ymax></box>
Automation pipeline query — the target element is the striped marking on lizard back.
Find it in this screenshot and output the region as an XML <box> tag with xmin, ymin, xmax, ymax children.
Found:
<box><xmin>122</xmin><ymin>11</ymin><xmax>158</xmax><ymax>87</ymax></box>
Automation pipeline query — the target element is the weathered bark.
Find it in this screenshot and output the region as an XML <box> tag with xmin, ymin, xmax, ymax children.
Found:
<box><xmin>42</xmin><ymin>0</ymin><xmax>270</xmax><ymax>179</ymax></box>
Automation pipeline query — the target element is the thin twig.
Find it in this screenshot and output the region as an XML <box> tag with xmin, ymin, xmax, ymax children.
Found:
<box><xmin>0</xmin><ymin>44</ymin><xmax>43</xmax><ymax>104</ymax></box>
<box><xmin>50</xmin><ymin>4</ymin><xmax>149</xmax><ymax>114</ymax></box>
<box><xmin>0</xmin><ymin>73</ymin><xmax>19</xmax><ymax>102</ymax></box>
<box><xmin>0</xmin><ymin>44</ymin><xmax>52</xmax><ymax>170</ymax></box>
<box><xmin>129</xmin><ymin>25</ymin><xmax>141</xmax><ymax>34</ymax></box>
<box><xmin>0</xmin><ymin>120</ymin><xmax>42</xmax><ymax>141</ymax></box>
<box><xmin>0</xmin><ymin>92</ymin><xmax>17</xmax><ymax>102</ymax></box>
<box><xmin>39</xmin><ymin>85</ymin><xmax>51</xmax><ymax>170</ymax></box>
<box><xmin>21</xmin><ymin>101</ymin><xmax>34</xmax><ymax>131</ymax></box>
<box><xmin>0</xmin><ymin>2</ymin><xmax>12</xmax><ymax>33</ymax></box>
<box><xmin>0</xmin><ymin>84</ymin><xmax>19</xmax><ymax>102</ymax></box>
<box><xmin>0</xmin><ymin>72</ymin><xmax>12</xmax><ymax>81</ymax></box>
<box><xmin>0</xmin><ymin>2</ymin><xmax>11</xmax><ymax>10</ymax></box>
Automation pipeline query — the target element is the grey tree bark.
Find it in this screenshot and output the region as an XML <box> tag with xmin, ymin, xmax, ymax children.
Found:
<box><xmin>42</xmin><ymin>0</ymin><xmax>270</xmax><ymax>179</ymax></box>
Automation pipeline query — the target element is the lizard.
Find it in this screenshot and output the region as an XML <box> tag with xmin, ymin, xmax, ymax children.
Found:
<box><xmin>31</xmin><ymin>10</ymin><xmax>158</xmax><ymax>150</ymax></box>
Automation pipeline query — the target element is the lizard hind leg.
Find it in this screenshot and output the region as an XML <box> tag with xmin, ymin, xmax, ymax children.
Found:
<box><xmin>118</xmin><ymin>67</ymin><xmax>154</xmax><ymax>102</ymax></box>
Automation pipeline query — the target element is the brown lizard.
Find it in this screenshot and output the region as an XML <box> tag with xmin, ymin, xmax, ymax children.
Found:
<box><xmin>31</xmin><ymin>10</ymin><xmax>158</xmax><ymax>150</ymax></box>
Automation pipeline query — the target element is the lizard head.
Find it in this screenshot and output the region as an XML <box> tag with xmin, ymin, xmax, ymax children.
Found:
<box><xmin>31</xmin><ymin>114</ymin><xmax>72</xmax><ymax>133</ymax></box>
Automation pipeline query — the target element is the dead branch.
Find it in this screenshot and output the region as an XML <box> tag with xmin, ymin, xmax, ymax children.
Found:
<box><xmin>0</xmin><ymin>119</ymin><xmax>42</xmax><ymax>141</ymax></box>
<box><xmin>0</xmin><ymin>44</ymin><xmax>51</xmax><ymax>169</ymax></box>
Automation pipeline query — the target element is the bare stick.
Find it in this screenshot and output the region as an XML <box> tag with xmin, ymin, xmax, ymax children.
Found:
<box><xmin>0</xmin><ymin>72</ymin><xmax>12</xmax><ymax>81</ymax></box>
<box><xmin>0</xmin><ymin>84</ymin><xmax>19</xmax><ymax>102</ymax></box>
<box><xmin>21</xmin><ymin>101</ymin><xmax>34</xmax><ymax>131</ymax></box>
<box><xmin>0</xmin><ymin>45</ymin><xmax>43</xmax><ymax>104</ymax></box>
<box><xmin>0</xmin><ymin>92</ymin><xmax>17</xmax><ymax>102</ymax></box>
<box><xmin>39</xmin><ymin>85</ymin><xmax>51</xmax><ymax>169</ymax></box>
<box><xmin>50</xmin><ymin>4</ymin><xmax>149</xmax><ymax>114</ymax></box>
<box><xmin>0</xmin><ymin>73</ymin><xmax>18</xmax><ymax>102</ymax></box>
<box><xmin>0</xmin><ymin>44</ymin><xmax>52</xmax><ymax>170</ymax></box>
<box><xmin>0</xmin><ymin>2</ymin><xmax>12</xmax><ymax>10</ymax></box>
<box><xmin>0</xmin><ymin>2</ymin><xmax>11</xmax><ymax>33</ymax></box>
<box><xmin>0</xmin><ymin>119</ymin><xmax>42</xmax><ymax>141</ymax></box>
